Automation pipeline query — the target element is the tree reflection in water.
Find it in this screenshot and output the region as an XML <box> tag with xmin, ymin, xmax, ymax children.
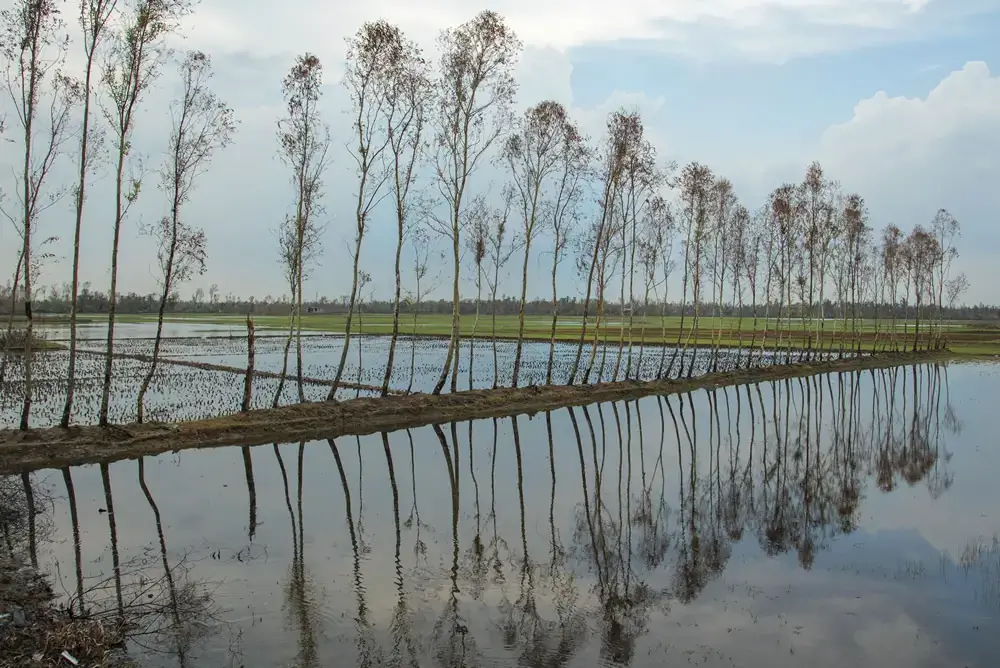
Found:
<box><xmin>17</xmin><ymin>362</ymin><xmax>981</xmax><ymax>666</ymax></box>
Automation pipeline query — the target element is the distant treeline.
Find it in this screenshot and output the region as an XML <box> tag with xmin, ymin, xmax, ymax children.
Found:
<box><xmin>4</xmin><ymin>285</ymin><xmax>999</xmax><ymax>322</ymax></box>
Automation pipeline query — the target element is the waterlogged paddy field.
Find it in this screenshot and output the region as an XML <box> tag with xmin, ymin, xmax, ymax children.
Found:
<box><xmin>6</xmin><ymin>362</ymin><xmax>1000</xmax><ymax>667</ymax></box>
<box><xmin>1</xmin><ymin>322</ymin><xmax>801</xmax><ymax>428</ymax></box>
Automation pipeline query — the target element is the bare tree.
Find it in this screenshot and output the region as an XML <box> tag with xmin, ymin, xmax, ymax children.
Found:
<box><xmin>839</xmin><ymin>194</ymin><xmax>869</xmax><ymax>355</ymax></box>
<box><xmin>1</xmin><ymin>0</ymin><xmax>78</xmax><ymax>429</ymax></box>
<box><xmin>482</xmin><ymin>188</ymin><xmax>518</xmax><ymax>388</ymax></box>
<box><xmin>273</xmin><ymin>212</ymin><xmax>322</xmax><ymax>407</ymax></box>
<box><xmin>568</xmin><ymin>110</ymin><xmax>635</xmax><ymax>384</ymax></box>
<box><xmin>544</xmin><ymin>129</ymin><xmax>590</xmax><ymax>384</ymax></box>
<box><xmin>903</xmin><ymin>226</ymin><xmax>939</xmax><ymax>352</ymax></box>
<box><xmin>945</xmin><ymin>273</ymin><xmax>968</xmax><ymax>315</ymax></box>
<box><xmin>278</xmin><ymin>53</ymin><xmax>330</xmax><ymax>402</ymax></box>
<box><xmin>62</xmin><ymin>0</ymin><xmax>118</xmax><ymax>427</ymax></box>
<box><xmin>426</xmin><ymin>10</ymin><xmax>520</xmax><ymax>395</ymax></box>
<box><xmin>727</xmin><ymin>204</ymin><xmax>748</xmax><ymax>368</ymax></box>
<box><xmin>707</xmin><ymin>178</ymin><xmax>736</xmax><ymax>371</ymax></box>
<box><xmin>136</xmin><ymin>51</ymin><xmax>234</xmax><ymax>423</ymax></box>
<box><xmin>98</xmin><ymin>0</ymin><xmax>191</xmax><ymax>426</ymax></box>
<box><xmin>741</xmin><ymin>212</ymin><xmax>762</xmax><ymax>367</ymax></box>
<box><xmin>377</xmin><ymin>26</ymin><xmax>428</xmax><ymax>397</ymax></box>
<box><xmin>881</xmin><ymin>224</ymin><xmax>903</xmax><ymax>351</ymax></box>
<box><xmin>651</xmin><ymin>197</ymin><xmax>677</xmax><ymax>378</ymax></box>
<box><xmin>503</xmin><ymin>100</ymin><xmax>582</xmax><ymax>387</ymax></box>
<box><xmin>674</xmin><ymin>162</ymin><xmax>713</xmax><ymax>378</ymax></box>
<box><xmin>405</xmin><ymin>225</ymin><xmax>440</xmax><ymax>394</ymax></box>
<box><xmin>465</xmin><ymin>198</ymin><xmax>488</xmax><ymax>389</ymax></box>
<box><xmin>930</xmin><ymin>209</ymin><xmax>960</xmax><ymax>347</ymax></box>
<box><xmin>136</xmin><ymin>217</ymin><xmax>206</xmax><ymax>419</ymax></box>
<box><xmin>243</xmin><ymin>311</ymin><xmax>254</xmax><ymax>411</ymax></box>
<box><xmin>329</xmin><ymin>23</ymin><xmax>395</xmax><ymax>399</ymax></box>
<box><xmin>769</xmin><ymin>184</ymin><xmax>799</xmax><ymax>363</ymax></box>
<box><xmin>636</xmin><ymin>199</ymin><xmax>670</xmax><ymax>377</ymax></box>
<box><xmin>812</xmin><ymin>181</ymin><xmax>841</xmax><ymax>353</ymax></box>
<box><xmin>609</xmin><ymin>112</ymin><xmax>661</xmax><ymax>381</ymax></box>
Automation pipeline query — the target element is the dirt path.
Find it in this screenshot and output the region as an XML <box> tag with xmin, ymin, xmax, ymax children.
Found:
<box><xmin>0</xmin><ymin>350</ymin><xmax>953</xmax><ymax>474</ymax></box>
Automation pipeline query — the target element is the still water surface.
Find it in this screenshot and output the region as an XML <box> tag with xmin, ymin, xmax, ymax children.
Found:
<box><xmin>12</xmin><ymin>361</ymin><xmax>1000</xmax><ymax>666</ymax></box>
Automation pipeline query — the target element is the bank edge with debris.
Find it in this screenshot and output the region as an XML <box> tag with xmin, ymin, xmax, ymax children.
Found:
<box><xmin>0</xmin><ymin>350</ymin><xmax>955</xmax><ymax>474</ymax></box>
<box><xmin>0</xmin><ymin>560</ymin><xmax>135</xmax><ymax>668</ymax></box>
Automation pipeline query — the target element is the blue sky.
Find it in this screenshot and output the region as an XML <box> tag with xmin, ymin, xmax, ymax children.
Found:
<box><xmin>2</xmin><ymin>0</ymin><xmax>999</xmax><ymax>303</ymax></box>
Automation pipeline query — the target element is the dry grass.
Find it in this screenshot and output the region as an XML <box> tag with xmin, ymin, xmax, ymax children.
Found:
<box><xmin>0</xmin><ymin>561</ymin><xmax>135</xmax><ymax>668</ymax></box>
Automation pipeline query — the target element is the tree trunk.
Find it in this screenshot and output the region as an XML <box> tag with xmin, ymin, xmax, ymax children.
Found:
<box><xmin>243</xmin><ymin>314</ymin><xmax>255</xmax><ymax>411</ymax></box>
<box><xmin>511</xmin><ymin>236</ymin><xmax>533</xmax><ymax>388</ymax></box>
<box><xmin>381</xmin><ymin>212</ymin><xmax>405</xmax><ymax>396</ymax></box>
<box><xmin>329</xmin><ymin>237</ymin><xmax>362</xmax><ymax>399</ymax></box>
<box><xmin>136</xmin><ymin>254</ymin><xmax>174</xmax><ymax>424</ymax></box>
<box><xmin>272</xmin><ymin>301</ymin><xmax>296</xmax><ymax>408</ymax></box>
<box><xmin>546</xmin><ymin>243</ymin><xmax>560</xmax><ymax>385</ymax></box>
<box><xmin>434</xmin><ymin>225</ymin><xmax>462</xmax><ymax>395</ymax></box>
<box><xmin>0</xmin><ymin>251</ymin><xmax>25</xmax><ymax>386</ymax></box>
<box><xmin>469</xmin><ymin>269</ymin><xmax>482</xmax><ymax>390</ymax></box>
<box><xmin>295</xmin><ymin>257</ymin><xmax>304</xmax><ymax>402</ymax></box>
<box><xmin>98</xmin><ymin>147</ymin><xmax>128</xmax><ymax>426</ymax></box>
<box><xmin>63</xmin><ymin>55</ymin><xmax>97</xmax><ymax>428</ymax></box>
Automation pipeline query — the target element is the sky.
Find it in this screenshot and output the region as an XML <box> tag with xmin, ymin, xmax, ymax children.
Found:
<box><xmin>1</xmin><ymin>0</ymin><xmax>999</xmax><ymax>304</ymax></box>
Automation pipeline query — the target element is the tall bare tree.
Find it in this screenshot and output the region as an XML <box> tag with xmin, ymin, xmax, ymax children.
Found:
<box><xmin>707</xmin><ymin>178</ymin><xmax>736</xmax><ymax>371</ymax></box>
<box><xmin>329</xmin><ymin>23</ymin><xmax>395</xmax><ymax>399</ymax></box>
<box><xmin>62</xmin><ymin>0</ymin><xmax>118</xmax><ymax>427</ymax></box>
<box><xmin>503</xmin><ymin>100</ymin><xmax>582</xmax><ymax>387</ymax></box>
<box><xmin>929</xmin><ymin>209</ymin><xmax>960</xmax><ymax>347</ymax></box>
<box><xmin>544</xmin><ymin>127</ymin><xmax>590</xmax><ymax>384</ymax></box>
<box><xmin>278</xmin><ymin>53</ymin><xmax>330</xmax><ymax>402</ymax></box>
<box><xmin>482</xmin><ymin>188</ymin><xmax>518</xmax><ymax>388</ymax></box>
<box><xmin>881</xmin><ymin>224</ymin><xmax>903</xmax><ymax>351</ymax></box>
<box><xmin>426</xmin><ymin>10</ymin><xmax>520</xmax><ymax>395</ymax></box>
<box><xmin>568</xmin><ymin>110</ymin><xmax>635</xmax><ymax>384</ymax></box>
<box><xmin>1</xmin><ymin>0</ymin><xmax>78</xmax><ymax>429</ymax></box>
<box><xmin>609</xmin><ymin>114</ymin><xmax>661</xmax><ymax>380</ymax></box>
<box><xmin>903</xmin><ymin>226</ymin><xmax>939</xmax><ymax>352</ymax></box>
<box><xmin>273</xmin><ymin>213</ymin><xmax>322</xmax><ymax>407</ymax></box>
<box><xmin>674</xmin><ymin>162</ymin><xmax>713</xmax><ymax>378</ymax></box>
<box><xmin>98</xmin><ymin>0</ymin><xmax>191</xmax><ymax>426</ymax></box>
<box><xmin>405</xmin><ymin>225</ymin><xmax>435</xmax><ymax>394</ymax></box>
<box><xmin>136</xmin><ymin>51</ymin><xmax>235</xmax><ymax>423</ymax></box>
<box><xmin>465</xmin><ymin>199</ymin><xmax>487</xmax><ymax>389</ymax></box>
<box><xmin>376</xmin><ymin>25</ymin><xmax>428</xmax><ymax>397</ymax></box>
<box><xmin>651</xmin><ymin>197</ymin><xmax>677</xmax><ymax>378</ymax></box>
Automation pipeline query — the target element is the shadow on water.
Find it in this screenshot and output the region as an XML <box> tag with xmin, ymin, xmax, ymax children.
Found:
<box><xmin>10</xmin><ymin>361</ymin><xmax>1000</xmax><ymax>666</ymax></box>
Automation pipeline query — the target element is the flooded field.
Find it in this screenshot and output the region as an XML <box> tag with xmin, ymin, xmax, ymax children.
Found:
<box><xmin>1</xmin><ymin>323</ymin><xmax>803</xmax><ymax>429</ymax></box>
<box><xmin>4</xmin><ymin>361</ymin><xmax>999</xmax><ymax>666</ymax></box>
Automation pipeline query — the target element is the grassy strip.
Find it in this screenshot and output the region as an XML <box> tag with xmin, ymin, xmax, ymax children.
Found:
<box><xmin>61</xmin><ymin>313</ymin><xmax>1000</xmax><ymax>356</ymax></box>
<box><xmin>0</xmin><ymin>349</ymin><xmax>953</xmax><ymax>474</ymax></box>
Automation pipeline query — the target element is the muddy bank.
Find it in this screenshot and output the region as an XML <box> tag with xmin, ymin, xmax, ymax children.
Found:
<box><xmin>0</xmin><ymin>350</ymin><xmax>952</xmax><ymax>474</ymax></box>
<box><xmin>0</xmin><ymin>560</ymin><xmax>133</xmax><ymax>668</ymax></box>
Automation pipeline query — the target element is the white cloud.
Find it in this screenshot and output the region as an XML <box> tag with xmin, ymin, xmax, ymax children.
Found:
<box><xmin>815</xmin><ymin>61</ymin><xmax>1000</xmax><ymax>303</ymax></box>
<box><xmin>178</xmin><ymin>0</ymin><xmax>980</xmax><ymax>64</ymax></box>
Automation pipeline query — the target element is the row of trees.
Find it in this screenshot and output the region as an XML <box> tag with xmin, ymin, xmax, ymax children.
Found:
<box><xmin>1</xmin><ymin>6</ymin><xmax>972</xmax><ymax>428</ymax></box>
<box><xmin>1</xmin><ymin>0</ymin><xmax>233</xmax><ymax>427</ymax></box>
<box><xmin>273</xmin><ymin>11</ymin><xmax>969</xmax><ymax>399</ymax></box>
<box><xmin>5</xmin><ymin>284</ymin><xmax>995</xmax><ymax>321</ymax></box>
